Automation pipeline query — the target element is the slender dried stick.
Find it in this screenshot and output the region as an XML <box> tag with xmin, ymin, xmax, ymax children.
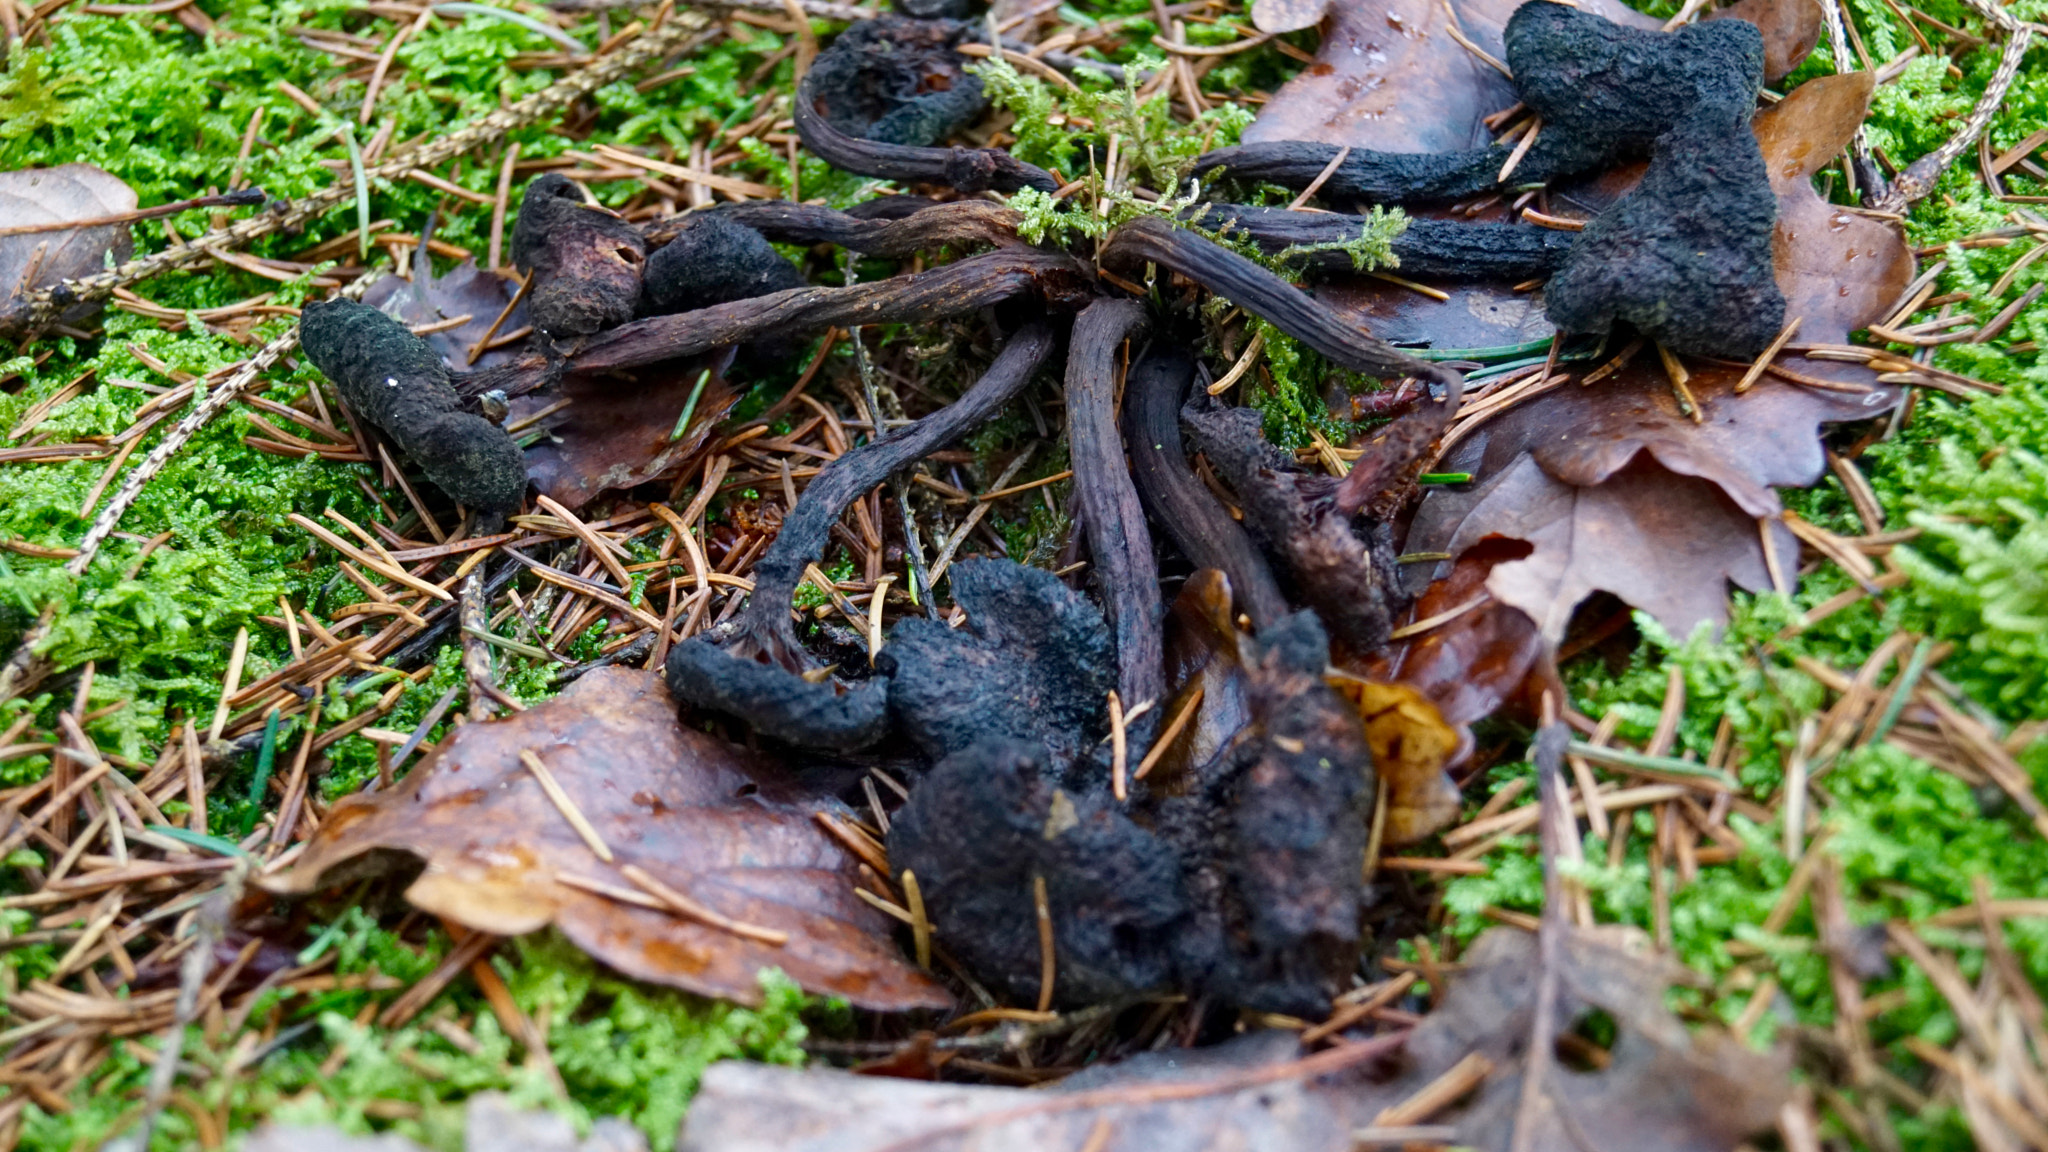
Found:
<box><xmin>1871</xmin><ymin>22</ymin><xmax>2035</xmax><ymax>213</ymax></box>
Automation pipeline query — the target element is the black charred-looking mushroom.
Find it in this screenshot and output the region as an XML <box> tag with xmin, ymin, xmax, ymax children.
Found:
<box><xmin>878</xmin><ymin>558</ymin><xmax>1117</xmax><ymax>774</ymax></box>
<box><xmin>298</xmin><ymin>300</ymin><xmax>528</xmax><ymax>517</ymax></box>
<box><xmin>887</xmin><ymin>736</ymin><xmax>1192</xmax><ymax>1008</ymax></box>
<box><xmin>1099</xmin><ymin>217</ymin><xmax>1462</xmax><ymax>396</ymax></box>
<box><xmin>1189</xmin><ymin>204</ymin><xmax>1577</xmax><ymax>281</ymax></box>
<box><xmin>1160</xmin><ymin>609</ymin><xmax>1371</xmax><ymax>1016</ymax></box>
<box><xmin>509</xmin><ymin>174</ymin><xmax>647</xmax><ymax>339</ymax></box>
<box><xmin>1191</xmin><ymin>1</ymin><xmax>1767</xmax><ymax>207</ymax></box>
<box><xmin>665</xmin><ymin>198</ymin><xmax>1024</xmax><ymax>258</ymax></box>
<box><xmin>887</xmin><ymin>604</ymin><xmax>1373</xmax><ymax>1015</ymax></box>
<box><xmin>806</xmin><ymin>15</ymin><xmax>988</xmax><ymax>147</ymax></box>
<box><xmin>1064</xmin><ymin>300</ymin><xmax>1166</xmax><ymax>746</ymax></box>
<box><xmin>794</xmin><ymin>17</ymin><xmax>1059</xmax><ymax>193</ymax></box>
<box><xmin>1545</xmin><ymin>107</ymin><xmax>1786</xmax><ymax>357</ymax></box>
<box><xmin>1123</xmin><ymin>348</ymin><xmax>1290</xmax><ymax>631</ymax></box>
<box><xmin>638</xmin><ymin>214</ymin><xmax>805</xmax><ymax>316</ymax></box>
<box><xmin>1178</xmin><ymin>385</ymin><xmax>1465</xmax><ymax>657</ymax></box>
<box><xmin>664</xmin><ymin>323</ymin><xmax>1057</xmax><ymax>752</ymax></box>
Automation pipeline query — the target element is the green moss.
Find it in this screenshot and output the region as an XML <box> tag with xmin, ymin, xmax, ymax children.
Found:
<box><xmin>20</xmin><ymin>929</ymin><xmax>818</xmax><ymax>1152</ymax></box>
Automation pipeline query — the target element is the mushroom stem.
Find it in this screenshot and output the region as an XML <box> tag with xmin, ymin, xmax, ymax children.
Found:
<box><xmin>651</xmin><ymin>199</ymin><xmax>1023</xmax><ymax>257</ymax></box>
<box><xmin>1064</xmin><ymin>299</ymin><xmax>1165</xmax><ymax>746</ymax></box>
<box><xmin>1123</xmin><ymin>347</ymin><xmax>1289</xmax><ymax>630</ymax></box>
<box><xmin>793</xmin><ymin>67</ymin><xmax>1059</xmax><ymax>194</ymax></box>
<box><xmin>1099</xmin><ymin>217</ymin><xmax>1461</xmax><ymax>394</ymax></box>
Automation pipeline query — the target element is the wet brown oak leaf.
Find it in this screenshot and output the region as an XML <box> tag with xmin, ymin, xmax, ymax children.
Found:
<box><xmin>360</xmin><ymin>260</ymin><xmax>530</xmax><ymax>372</ymax></box>
<box><xmin>0</xmin><ymin>164</ymin><xmax>136</xmax><ymax>337</ymax></box>
<box><xmin>512</xmin><ymin>349</ymin><xmax>738</xmax><ymax>512</ymax></box>
<box><xmin>265</xmin><ymin>667</ymin><xmax>951</xmax><ymax>1011</ymax></box>
<box><xmin>1402</xmin><ymin>71</ymin><xmax>1907</xmax><ymax>641</ymax></box>
<box><xmin>1242</xmin><ymin>0</ymin><xmax>1815</xmax><ymax>153</ymax></box>
<box><xmin>676</xmin><ymin>927</ymin><xmax>1783</xmax><ymax>1152</ymax></box>
<box><xmin>1358</xmin><ymin>926</ymin><xmax>1790</xmax><ymax>1152</ymax></box>
<box><xmin>678</xmin><ymin>1030</ymin><xmax>1375</xmax><ymax>1152</ymax></box>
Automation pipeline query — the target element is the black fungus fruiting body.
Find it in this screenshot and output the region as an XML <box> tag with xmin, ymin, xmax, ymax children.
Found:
<box><xmin>794</xmin><ymin>20</ymin><xmax>1058</xmax><ymax>194</ymax></box>
<box><xmin>1064</xmin><ymin>300</ymin><xmax>1166</xmax><ymax>748</ymax></box>
<box><xmin>1190</xmin><ymin>0</ymin><xmax>1767</xmax><ymax>207</ymax></box>
<box><xmin>669</xmin><ymin>199</ymin><xmax>1022</xmax><ymax>258</ymax></box>
<box><xmin>892</xmin><ymin>0</ymin><xmax>974</xmax><ymax>18</ymax></box>
<box><xmin>1505</xmin><ymin>0</ymin><xmax>1765</xmax><ymax>148</ymax></box>
<box><xmin>1544</xmin><ymin>109</ymin><xmax>1786</xmax><ymax>357</ymax></box>
<box><xmin>639</xmin><ymin>214</ymin><xmax>805</xmax><ymax>315</ymax></box>
<box><xmin>1190</xmin><ymin>205</ymin><xmax>1577</xmax><ymax>281</ymax></box>
<box><xmin>664</xmin><ymin>324</ymin><xmax>1057</xmax><ymax>752</ymax></box>
<box><xmin>1101</xmin><ymin>217</ymin><xmax>1462</xmax><ymax>395</ymax></box>
<box><xmin>807</xmin><ymin>16</ymin><xmax>986</xmax><ymax>147</ymax></box>
<box><xmin>1122</xmin><ymin>348</ymin><xmax>1290</xmax><ymax>630</ymax></box>
<box><xmin>1180</xmin><ymin>396</ymin><xmax>1404</xmax><ymax>656</ymax></box>
<box><xmin>510</xmin><ymin>174</ymin><xmax>648</xmax><ymax>339</ymax></box>
<box><xmin>887</xmin><ymin>604</ymin><xmax>1375</xmax><ymax>1015</ymax></box>
<box><xmin>887</xmin><ymin>738</ymin><xmax>1191</xmax><ymax>1008</ymax></box>
<box><xmin>298</xmin><ymin>300</ymin><xmax>527</xmax><ymax>514</ymax></box>
<box><xmin>879</xmin><ymin>559</ymin><xmax>1116</xmax><ymax>774</ymax></box>
<box><xmin>1167</xmin><ymin>611</ymin><xmax>1371</xmax><ymax>1016</ymax></box>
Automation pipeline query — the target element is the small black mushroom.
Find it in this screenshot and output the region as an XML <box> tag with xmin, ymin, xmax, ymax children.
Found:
<box><xmin>665</xmin><ymin>324</ymin><xmax>1058</xmax><ymax>753</ymax></box>
<box><xmin>886</xmin><ymin>737</ymin><xmax>1191</xmax><ymax>1008</ymax></box>
<box><xmin>879</xmin><ymin>558</ymin><xmax>1117</xmax><ymax>774</ymax></box>
<box><xmin>510</xmin><ymin>173</ymin><xmax>647</xmax><ymax>339</ymax></box>
<box><xmin>639</xmin><ymin>213</ymin><xmax>806</xmax><ymax>317</ymax></box>
<box><xmin>1544</xmin><ymin>107</ymin><xmax>1787</xmax><ymax>357</ymax></box>
<box><xmin>794</xmin><ymin>17</ymin><xmax>1059</xmax><ymax>193</ymax></box>
<box><xmin>298</xmin><ymin>300</ymin><xmax>527</xmax><ymax>516</ymax></box>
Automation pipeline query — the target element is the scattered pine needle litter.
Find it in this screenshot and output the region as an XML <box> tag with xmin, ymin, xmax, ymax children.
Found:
<box><xmin>0</xmin><ymin>0</ymin><xmax>2042</xmax><ymax>1147</ymax></box>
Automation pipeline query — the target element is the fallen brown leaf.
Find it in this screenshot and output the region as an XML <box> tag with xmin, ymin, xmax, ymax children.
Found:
<box><xmin>678</xmin><ymin>1030</ymin><xmax>1371</xmax><ymax>1152</ymax></box>
<box><xmin>515</xmin><ymin>352</ymin><xmax>738</xmax><ymax>511</ymax></box>
<box><xmin>0</xmin><ymin>164</ymin><xmax>137</xmax><ymax>337</ymax></box>
<box><xmin>1367</xmin><ymin>926</ymin><xmax>1791</xmax><ymax>1152</ymax></box>
<box><xmin>1250</xmin><ymin>0</ymin><xmax>1330</xmax><ymax>35</ymax></box>
<box><xmin>360</xmin><ymin>260</ymin><xmax>530</xmax><ymax>371</ymax></box>
<box><xmin>1398</xmin><ymin>73</ymin><xmax>1907</xmax><ymax>640</ymax></box>
<box><xmin>1329</xmin><ymin>676</ymin><xmax>1463</xmax><ymax>845</ymax></box>
<box><xmin>265</xmin><ymin>666</ymin><xmax>951</xmax><ymax>1011</ymax></box>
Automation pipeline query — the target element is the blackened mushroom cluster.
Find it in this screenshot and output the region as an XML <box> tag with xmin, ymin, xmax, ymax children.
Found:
<box><xmin>291</xmin><ymin>0</ymin><xmax>1809</xmax><ymax>1017</ymax></box>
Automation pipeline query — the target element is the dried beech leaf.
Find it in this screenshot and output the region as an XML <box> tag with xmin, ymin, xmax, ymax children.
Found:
<box><xmin>1755</xmin><ymin>71</ymin><xmax>1909</xmax><ymax>345</ymax></box>
<box><xmin>1155</xmin><ymin>569</ymin><xmax>1256</xmax><ymax>787</ymax></box>
<box><xmin>1391</xmin><ymin>71</ymin><xmax>1910</xmax><ymax>641</ymax></box>
<box><xmin>1329</xmin><ymin>677</ymin><xmax>1462</xmax><ymax>844</ymax></box>
<box><xmin>1251</xmin><ymin>0</ymin><xmax>1330</xmax><ymax>34</ymax></box>
<box><xmin>360</xmin><ymin>261</ymin><xmax>529</xmax><ymax>371</ymax></box>
<box><xmin>1704</xmin><ymin>0</ymin><xmax>1823</xmax><ymax>87</ymax></box>
<box><xmin>516</xmin><ymin>352</ymin><xmax>737</xmax><ymax>512</ymax></box>
<box><xmin>265</xmin><ymin>667</ymin><xmax>951</xmax><ymax>1011</ymax></box>
<box><xmin>0</xmin><ymin>164</ymin><xmax>137</xmax><ymax>337</ymax></box>
<box><xmin>1243</xmin><ymin>0</ymin><xmax>1815</xmax><ymax>152</ymax></box>
<box><xmin>1370</xmin><ymin>926</ymin><xmax>1791</xmax><ymax>1152</ymax></box>
<box><xmin>679</xmin><ymin>1031</ymin><xmax>1357</xmax><ymax>1152</ymax></box>
<box><xmin>1410</xmin><ymin>453</ymin><xmax>1795</xmax><ymax>642</ymax></box>
<box><xmin>1241</xmin><ymin>0</ymin><xmax>1659</xmax><ymax>153</ymax></box>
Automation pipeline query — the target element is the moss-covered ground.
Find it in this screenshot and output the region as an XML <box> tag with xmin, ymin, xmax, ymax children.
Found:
<box><xmin>0</xmin><ymin>0</ymin><xmax>2044</xmax><ymax>1147</ymax></box>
